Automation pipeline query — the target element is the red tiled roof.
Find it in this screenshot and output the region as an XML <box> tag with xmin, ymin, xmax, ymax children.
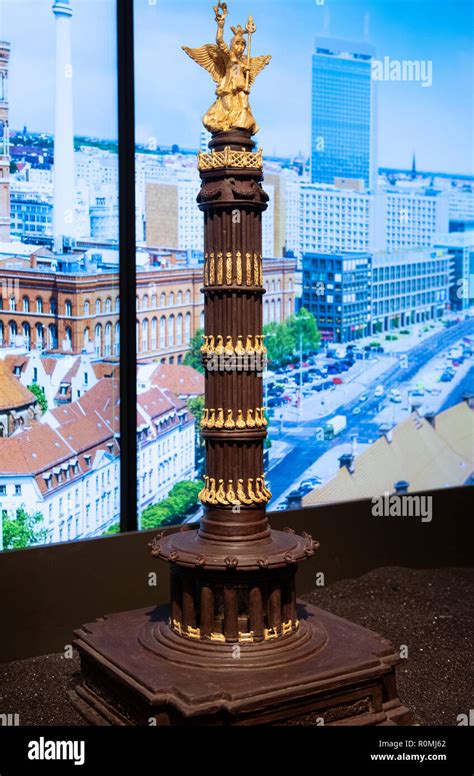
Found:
<box><xmin>0</xmin><ymin>378</ymin><xmax>190</xmax><ymax>495</ymax></box>
<box><xmin>150</xmin><ymin>364</ymin><xmax>204</xmax><ymax>396</ymax></box>
<box><xmin>41</xmin><ymin>357</ymin><xmax>60</xmax><ymax>377</ymax></box>
<box><xmin>58</xmin><ymin>413</ymin><xmax>113</xmax><ymax>452</ymax></box>
<box><xmin>138</xmin><ymin>385</ymin><xmax>185</xmax><ymax>421</ymax></box>
<box><xmin>92</xmin><ymin>363</ymin><xmax>120</xmax><ymax>380</ymax></box>
<box><xmin>0</xmin><ymin>361</ymin><xmax>37</xmax><ymax>411</ymax></box>
<box><xmin>0</xmin><ymin>423</ymin><xmax>73</xmax><ymax>475</ymax></box>
<box><xmin>76</xmin><ymin>378</ymin><xmax>120</xmax><ymax>430</ymax></box>
<box><xmin>59</xmin><ymin>357</ymin><xmax>81</xmax><ymax>384</ymax></box>
<box><xmin>3</xmin><ymin>355</ymin><xmax>29</xmax><ymax>374</ymax></box>
<box><xmin>50</xmin><ymin>403</ymin><xmax>85</xmax><ymax>426</ymax></box>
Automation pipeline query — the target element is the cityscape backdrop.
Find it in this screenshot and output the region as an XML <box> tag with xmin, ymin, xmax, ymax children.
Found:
<box><xmin>0</xmin><ymin>0</ymin><xmax>472</xmax><ymax>551</ymax></box>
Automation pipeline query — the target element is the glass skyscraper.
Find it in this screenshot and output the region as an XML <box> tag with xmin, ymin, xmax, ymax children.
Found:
<box><xmin>311</xmin><ymin>37</ymin><xmax>377</xmax><ymax>190</ymax></box>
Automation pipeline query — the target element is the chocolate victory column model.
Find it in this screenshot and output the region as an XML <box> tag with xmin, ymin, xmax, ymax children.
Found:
<box><xmin>70</xmin><ymin>3</ymin><xmax>411</xmax><ymax>725</ymax></box>
<box><xmin>154</xmin><ymin>1</ymin><xmax>315</xmax><ymax>645</ymax></box>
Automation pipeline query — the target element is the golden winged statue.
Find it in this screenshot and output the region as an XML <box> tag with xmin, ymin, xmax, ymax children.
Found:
<box><xmin>182</xmin><ymin>2</ymin><xmax>271</xmax><ymax>135</ymax></box>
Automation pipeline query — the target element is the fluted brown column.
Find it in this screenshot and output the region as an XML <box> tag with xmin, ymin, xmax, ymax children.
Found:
<box><xmin>197</xmin><ymin>130</ymin><xmax>271</xmax><ymax>545</ymax></box>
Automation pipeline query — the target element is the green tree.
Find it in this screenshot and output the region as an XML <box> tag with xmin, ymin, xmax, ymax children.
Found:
<box><xmin>141</xmin><ymin>480</ymin><xmax>202</xmax><ymax>530</ymax></box>
<box><xmin>187</xmin><ymin>395</ymin><xmax>205</xmax><ymax>476</ymax></box>
<box><xmin>263</xmin><ymin>321</ymin><xmax>294</xmax><ymax>367</ymax></box>
<box><xmin>2</xmin><ymin>507</ymin><xmax>48</xmax><ymax>550</ymax></box>
<box><xmin>184</xmin><ymin>328</ymin><xmax>205</xmax><ymax>374</ymax></box>
<box><xmin>187</xmin><ymin>395</ymin><xmax>204</xmax><ymax>431</ymax></box>
<box><xmin>263</xmin><ymin>309</ymin><xmax>321</xmax><ymax>369</ymax></box>
<box><xmin>28</xmin><ymin>383</ymin><xmax>48</xmax><ymax>414</ymax></box>
<box><xmin>286</xmin><ymin>307</ymin><xmax>321</xmax><ymax>356</ymax></box>
<box><xmin>104</xmin><ymin>523</ymin><xmax>120</xmax><ymax>535</ymax></box>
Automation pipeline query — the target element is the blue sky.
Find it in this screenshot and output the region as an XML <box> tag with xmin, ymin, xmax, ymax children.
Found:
<box><xmin>1</xmin><ymin>0</ymin><xmax>473</xmax><ymax>174</ymax></box>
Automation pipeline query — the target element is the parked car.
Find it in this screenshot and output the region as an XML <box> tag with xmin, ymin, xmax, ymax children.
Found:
<box><xmin>267</xmin><ymin>396</ymin><xmax>283</xmax><ymax>408</ymax></box>
<box><xmin>332</xmin><ymin>377</ymin><xmax>343</xmax><ymax>385</ymax></box>
<box><xmin>374</xmin><ymin>385</ymin><xmax>384</xmax><ymax>398</ymax></box>
<box><xmin>359</xmin><ymin>393</ymin><xmax>368</xmax><ymax>402</ymax></box>
<box><xmin>411</xmin><ymin>388</ymin><xmax>425</xmax><ymax>397</ymax></box>
<box><xmin>440</xmin><ymin>371</ymin><xmax>454</xmax><ymax>382</ymax></box>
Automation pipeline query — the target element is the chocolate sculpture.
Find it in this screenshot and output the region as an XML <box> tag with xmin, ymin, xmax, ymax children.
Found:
<box><xmin>70</xmin><ymin>3</ymin><xmax>410</xmax><ymax>725</ymax></box>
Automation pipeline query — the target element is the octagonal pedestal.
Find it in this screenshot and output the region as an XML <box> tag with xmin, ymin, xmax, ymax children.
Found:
<box><xmin>70</xmin><ymin>600</ymin><xmax>411</xmax><ymax>726</ymax></box>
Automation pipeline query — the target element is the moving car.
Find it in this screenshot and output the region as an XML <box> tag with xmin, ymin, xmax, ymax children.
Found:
<box><xmin>389</xmin><ymin>388</ymin><xmax>402</xmax><ymax>403</ymax></box>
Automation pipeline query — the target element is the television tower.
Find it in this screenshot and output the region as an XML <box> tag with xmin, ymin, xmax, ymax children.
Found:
<box><xmin>52</xmin><ymin>0</ymin><xmax>76</xmax><ymax>253</ymax></box>
<box><xmin>0</xmin><ymin>41</ymin><xmax>10</xmax><ymax>242</ymax></box>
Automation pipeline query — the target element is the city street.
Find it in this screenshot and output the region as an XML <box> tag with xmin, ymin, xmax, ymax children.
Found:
<box><xmin>267</xmin><ymin>317</ymin><xmax>474</xmax><ymax>509</ymax></box>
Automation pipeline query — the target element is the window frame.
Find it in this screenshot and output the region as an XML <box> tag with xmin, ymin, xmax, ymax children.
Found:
<box><xmin>117</xmin><ymin>0</ymin><xmax>138</xmax><ymax>532</ymax></box>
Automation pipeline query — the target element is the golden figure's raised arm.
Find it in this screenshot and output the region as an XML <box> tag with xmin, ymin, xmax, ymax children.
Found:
<box><xmin>214</xmin><ymin>2</ymin><xmax>229</xmax><ymax>51</ymax></box>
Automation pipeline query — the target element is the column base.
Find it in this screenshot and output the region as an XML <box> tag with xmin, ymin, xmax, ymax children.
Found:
<box><xmin>70</xmin><ymin>601</ymin><xmax>412</xmax><ymax>726</ymax></box>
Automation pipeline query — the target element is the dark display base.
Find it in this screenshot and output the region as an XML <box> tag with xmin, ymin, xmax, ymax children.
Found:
<box><xmin>70</xmin><ymin>601</ymin><xmax>411</xmax><ymax>726</ymax></box>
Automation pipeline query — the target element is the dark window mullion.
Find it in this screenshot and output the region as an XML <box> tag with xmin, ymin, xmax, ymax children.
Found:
<box><xmin>117</xmin><ymin>0</ymin><xmax>137</xmax><ymax>532</ymax></box>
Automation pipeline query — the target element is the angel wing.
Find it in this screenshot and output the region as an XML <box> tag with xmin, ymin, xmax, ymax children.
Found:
<box><xmin>182</xmin><ymin>44</ymin><xmax>227</xmax><ymax>84</ymax></box>
<box><xmin>248</xmin><ymin>55</ymin><xmax>272</xmax><ymax>88</ymax></box>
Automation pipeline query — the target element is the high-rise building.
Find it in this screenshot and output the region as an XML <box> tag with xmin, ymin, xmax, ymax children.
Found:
<box><xmin>302</xmin><ymin>251</ymin><xmax>371</xmax><ymax>342</ymax></box>
<box><xmin>200</xmin><ymin>129</ymin><xmax>211</xmax><ymax>153</ymax></box>
<box><xmin>371</xmin><ymin>247</ymin><xmax>451</xmax><ymax>331</ymax></box>
<box><xmin>373</xmin><ymin>190</ymin><xmax>449</xmax><ymax>251</ymax></box>
<box><xmin>301</xmin><ymin>183</ymin><xmax>374</xmax><ymax>255</ymax></box>
<box><xmin>448</xmin><ymin>186</ymin><xmax>474</xmax><ymax>232</ymax></box>
<box><xmin>285</xmin><ymin>179</ymin><xmax>301</xmax><ymax>258</ymax></box>
<box><xmin>0</xmin><ymin>41</ymin><xmax>10</xmax><ymax>241</ymax></box>
<box><xmin>433</xmin><ymin>232</ymin><xmax>474</xmax><ymax>311</ymax></box>
<box><xmin>302</xmin><ymin>246</ymin><xmax>452</xmax><ymax>343</ymax></box>
<box><xmin>311</xmin><ymin>37</ymin><xmax>377</xmax><ymax>190</ymax></box>
<box><xmin>52</xmin><ymin>0</ymin><xmax>76</xmax><ymax>252</ymax></box>
<box><xmin>299</xmin><ymin>183</ymin><xmax>449</xmax><ymax>257</ymax></box>
<box><xmin>145</xmin><ymin>177</ymin><xmax>276</xmax><ymax>256</ymax></box>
